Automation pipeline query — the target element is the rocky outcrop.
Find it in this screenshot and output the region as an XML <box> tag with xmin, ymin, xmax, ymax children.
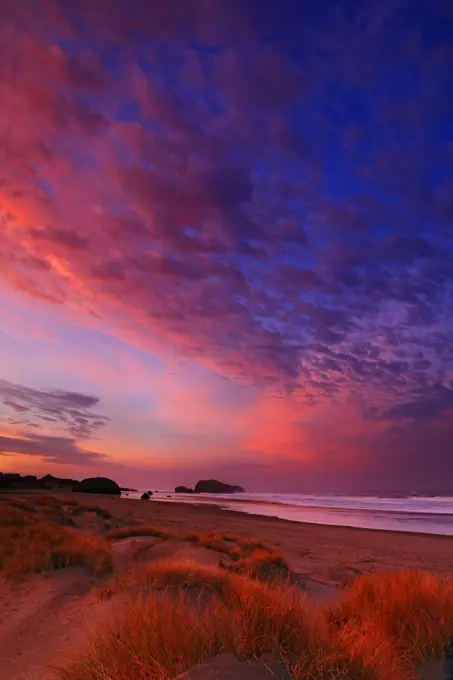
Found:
<box><xmin>77</xmin><ymin>477</ymin><xmax>121</xmax><ymax>495</ymax></box>
<box><xmin>141</xmin><ymin>492</ymin><xmax>151</xmax><ymax>500</ymax></box>
<box><xmin>0</xmin><ymin>472</ymin><xmax>78</xmax><ymax>490</ymax></box>
<box><xmin>194</xmin><ymin>479</ymin><xmax>245</xmax><ymax>494</ymax></box>
<box><xmin>175</xmin><ymin>486</ymin><xmax>194</xmax><ymax>493</ymax></box>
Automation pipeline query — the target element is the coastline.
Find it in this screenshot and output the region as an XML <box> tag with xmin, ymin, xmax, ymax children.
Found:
<box><xmin>123</xmin><ymin>490</ymin><xmax>453</xmax><ymax>536</ymax></box>
<box><xmin>6</xmin><ymin>489</ymin><xmax>453</xmax><ymax>590</ymax></box>
<box><xmin>82</xmin><ymin>495</ymin><xmax>453</xmax><ymax>583</ymax></box>
<box><xmin>1</xmin><ymin>491</ymin><xmax>451</xmax><ymax>680</ymax></box>
<box><xmin>144</xmin><ymin>496</ymin><xmax>453</xmax><ymax>538</ymax></box>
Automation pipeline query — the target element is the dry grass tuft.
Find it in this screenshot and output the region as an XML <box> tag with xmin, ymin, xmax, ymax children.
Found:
<box><xmin>99</xmin><ymin>558</ymin><xmax>232</xmax><ymax>599</ymax></box>
<box><xmin>331</xmin><ymin>569</ymin><xmax>453</xmax><ymax>663</ymax></box>
<box><xmin>336</xmin><ymin>620</ymin><xmax>411</xmax><ymax>680</ymax></box>
<box><xmin>184</xmin><ymin>531</ymin><xmax>235</xmax><ymax>556</ymax></box>
<box><xmin>0</xmin><ymin>495</ymin><xmax>38</xmax><ymax>514</ymax></box>
<box><xmin>183</xmin><ymin>531</ymin><xmax>287</xmax><ymax>576</ymax></box>
<box><xmin>105</xmin><ymin>524</ymin><xmax>176</xmax><ymax>541</ymax></box>
<box><xmin>104</xmin><ymin>524</ymin><xmax>287</xmax><ymax>579</ymax></box>
<box><xmin>0</xmin><ymin>497</ymin><xmax>113</xmax><ymax>578</ymax></box>
<box><xmin>226</xmin><ymin>548</ymin><xmax>290</xmax><ymax>578</ymax></box>
<box><xmin>63</xmin><ymin>568</ymin><xmax>402</xmax><ymax>680</ymax></box>
<box><xmin>31</xmin><ymin>494</ymin><xmax>67</xmax><ymax>510</ymax></box>
<box><xmin>59</xmin><ymin>592</ymin><xmax>225</xmax><ymax>680</ymax></box>
<box><xmin>69</xmin><ymin>504</ymin><xmax>112</xmax><ymax>520</ymax></box>
<box><xmin>2</xmin><ymin>501</ymin><xmax>451</xmax><ymax>679</ymax></box>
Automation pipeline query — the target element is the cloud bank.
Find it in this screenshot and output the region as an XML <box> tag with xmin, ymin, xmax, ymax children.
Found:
<box><xmin>0</xmin><ymin>0</ymin><xmax>452</xmax><ymax>489</ymax></box>
<box><xmin>0</xmin><ymin>379</ymin><xmax>109</xmax><ymax>438</ymax></box>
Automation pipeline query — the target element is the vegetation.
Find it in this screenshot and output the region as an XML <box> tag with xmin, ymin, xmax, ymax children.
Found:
<box><xmin>92</xmin><ymin>558</ymin><xmax>453</xmax><ymax>679</ymax></box>
<box><xmin>105</xmin><ymin>524</ymin><xmax>176</xmax><ymax>541</ymax></box>
<box><xmin>107</xmin><ymin>526</ymin><xmax>289</xmax><ymax>576</ymax></box>
<box><xmin>331</xmin><ymin>569</ymin><xmax>453</xmax><ymax>663</ymax></box>
<box><xmin>61</xmin><ymin>563</ymin><xmax>415</xmax><ymax>680</ymax></box>
<box><xmin>1</xmin><ymin>494</ymin><xmax>451</xmax><ymax>680</ymax></box>
<box><xmin>99</xmin><ymin>558</ymin><xmax>233</xmax><ymax>598</ymax></box>
<box><xmin>0</xmin><ymin>495</ymin><xmax>113</xmax><ymax>578</ymax></box>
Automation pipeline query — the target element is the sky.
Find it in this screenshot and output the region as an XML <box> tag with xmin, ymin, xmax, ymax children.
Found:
<box><xmin>0</xmin><ymin>0</ymin><xmax>452</xmax><ymax>493</ymax></box>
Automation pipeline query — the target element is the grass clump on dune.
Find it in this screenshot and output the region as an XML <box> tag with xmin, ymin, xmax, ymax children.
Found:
<box><xmin>105</xmin><ymin>525</ymin><xmax>176</xmax><ymax>541</ymax></box>
<box><xmin>226</xmin><ymin>547</ymin><xmax>289</xmax><ymax>578</ymax></box>
<box><xmin>63</xmin><ymin>573</ymin><xmax>388</xmax><ymax>680</ymax></box>
<box><xmin>184</xmin><ymin>532</ymin><xmax>290</xmax><ymax>578</ymax></box>
<box><xmin>59</xmin><ymin>592</ymin><xmax>225</xmax><ymax>680</ymax></box>
<box><xmin>0</xmin><ymin>497</ymin><xmax>113</xmax><ymax>578</ymax></box>
<box><xmin>106</xmin><ymin>525</ymin><xmax>290</xmax><ymax>580</ymax></box>
<box><xmin>184</xmin><ymin>531</ymin><xmax>272</xmax><ymax>559</ymax></box>
<box><xmin>100</xmin><ymin>558</ymin><xmax>233</xmax><ymax>598</ymax></box>
<box><xmin>62</xmin><ymin>563</ymin><xmax>453</xmax><ymax>680</ymax></box>
<box><xmin>331</xmin><ymin>569</ymin><xmax>453</xmax><ymax>663</ymax></box>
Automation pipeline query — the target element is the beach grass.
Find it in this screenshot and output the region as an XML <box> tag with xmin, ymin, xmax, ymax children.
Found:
<box><xmin>105</xmin><ymin>524</ymin><xmax>177</xmax><ymax>541</ymax></box>
<box><xmin>106</xmin><ymin>526</ymin><xmax>288</xmax><ymax>576</ymax></box>
<box><xmin>2</xmin><ymin>495</ymin><xmax>452</xmax><ymax>679</ymax></box>
<box><xmin>331</xmin><ymin>569</ymin><xmax>453</xmax><ymax>662</ymax></box>
<box><xmin>0</xmin><ymin>496</ymin><xmax>113</xmax><ymax>578</ymax></box>
<box><xmin>60</xmin><ymin>565</ymin><xmax>414</xmax><ymax>680</ymax></box>
<box><xmin>99</xmin><ymin>558</ymin><xmax>233</xmax><ymax>598</ymax></box>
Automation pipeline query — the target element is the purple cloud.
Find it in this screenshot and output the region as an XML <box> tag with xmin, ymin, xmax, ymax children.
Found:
<box><xmin>0</xmin><ymin>433</ymin><xmax>107</xmax><ymax>466</ymax></box>
<box><xmin>0</xmin><ymin>0</ymin><xmax>451</xmax><ymax>435</ymax></box>
<box><xmin>0</xmin><ymin>380</ymin><xmax>109</xmax><ymax>438</ymax></box>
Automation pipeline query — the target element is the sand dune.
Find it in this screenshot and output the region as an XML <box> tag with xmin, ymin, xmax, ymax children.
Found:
<box><xmin>1</xmin><ymin>493</ymin><xmax>452</xmax><ymax>679</ymax></box>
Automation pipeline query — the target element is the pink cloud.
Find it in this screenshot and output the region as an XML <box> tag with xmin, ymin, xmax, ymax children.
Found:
<box><xmin>0</xmin><ymin>0</ymin><xmax>452</xmax><ymax>492</ymax></box>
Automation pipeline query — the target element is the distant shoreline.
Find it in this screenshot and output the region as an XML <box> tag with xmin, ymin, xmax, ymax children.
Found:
<box><xmin>5</xmin><ymin>488</ymin><xmax>453</xmax><ymax>539</ymax></box>
<box><xmin>119</xmin><ymin>490</ymin><xmax>453</xmax><ymax>537</ymax></box>
<box><xmin>67</xmin><ymin>493</ymin><xmax>453</xmax><ymax>568</ymax></box>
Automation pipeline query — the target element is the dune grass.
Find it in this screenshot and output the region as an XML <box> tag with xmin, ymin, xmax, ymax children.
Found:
<box><xmin>106</xmin><ymin>526</ymin><xmax>289</xmax><ymax>579</ymax></box>
<box><xmin>105</xmin><ymin>524</ymin><xmax>176</xmax><ymax>541</ymax></box>
<box><xmin>61</xmin><ymin>564</ymin><xmax>415</xmax><ymax>680</ymax></box>
<box><xmin>91</xmin><ymin>561</ymin><xmax>438</xmax><ymax>679</ymax></box>
<box><xmin>184</xmin><ymin>531</ymin><xmax>273</xmax><ymax>558</ymax></box>
<box><xmin>226</xmin><ymin>547</ymin><xmax>289</xmax><ymax>578</ymax></box>
<box><xmin>0</xmin><ymin>496</ymin><xmax>113</xmax><ymax>578</ymax></box>
<box><xmin>99</xmin><ymin>558</ymin><xmax>233</xmax><ymax>598</ymax></box>
<box><xmin>59</xmin><ymin>592</ymin><xmax>225</xmax><ymax>680</ymax></box>
<box><xmin>331</xmin><ymin>569</ymin><xmax>453</xmax><ymax>663</ymax></box>
<box><xmin>68</xmin><ymin>504</ymin><xmax>112</xmax><ymax>520</ymax></box>
<box><xmin>2</xmin><ymin>496</ymin><xmax>452</xmax><ymax>679</ymax></box>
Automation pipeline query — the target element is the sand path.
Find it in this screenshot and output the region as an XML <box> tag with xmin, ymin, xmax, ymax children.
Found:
<box><xmin>0</xmin><ymin>568</ymin><xmax>119</xmax><ymax>680</ymax></box>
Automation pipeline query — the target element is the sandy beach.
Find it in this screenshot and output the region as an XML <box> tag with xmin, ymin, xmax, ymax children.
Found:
<box><xmin>99</xmin><ymin>496</ymin><xmax>453</xmax><ymax>588</ymax></box>
<box><xmin>1</xmin><ymin>492</ymin><xmax>452</xmax><ymax>680</ymax></box>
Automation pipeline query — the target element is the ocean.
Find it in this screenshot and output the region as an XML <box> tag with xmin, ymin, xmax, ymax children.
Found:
<box><xmin>122</xmin><ymin>490</ymin><xmax>453</xmax><ymax>536</ymax></box>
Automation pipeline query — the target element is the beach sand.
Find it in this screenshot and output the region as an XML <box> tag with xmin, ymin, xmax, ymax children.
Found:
<box><xmin>97</xmin><ymin>496</ymin><xmax>453</xmax><ymax>595</ymax></box>
<box><xmin>1</xmin><ymin>493</ymin><xmax>452</xmax><ymax>680</ymax></box>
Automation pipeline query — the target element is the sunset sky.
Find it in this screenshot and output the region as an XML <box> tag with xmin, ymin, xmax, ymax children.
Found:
<box><xmin>1</xmin><ymin>0</ymin><xmax>452</xmax><ymax>493</ymax></box>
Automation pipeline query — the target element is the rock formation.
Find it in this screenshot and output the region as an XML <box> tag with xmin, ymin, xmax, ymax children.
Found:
<box><xmin>194</xmin><ymin>479</ymin><xmax>245</xmax><ymax>494</ymax></box>
<box><xmin>77</xmin><ymin>477</ymin><xmax>121</xmax><ymax>495</ymax></box>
